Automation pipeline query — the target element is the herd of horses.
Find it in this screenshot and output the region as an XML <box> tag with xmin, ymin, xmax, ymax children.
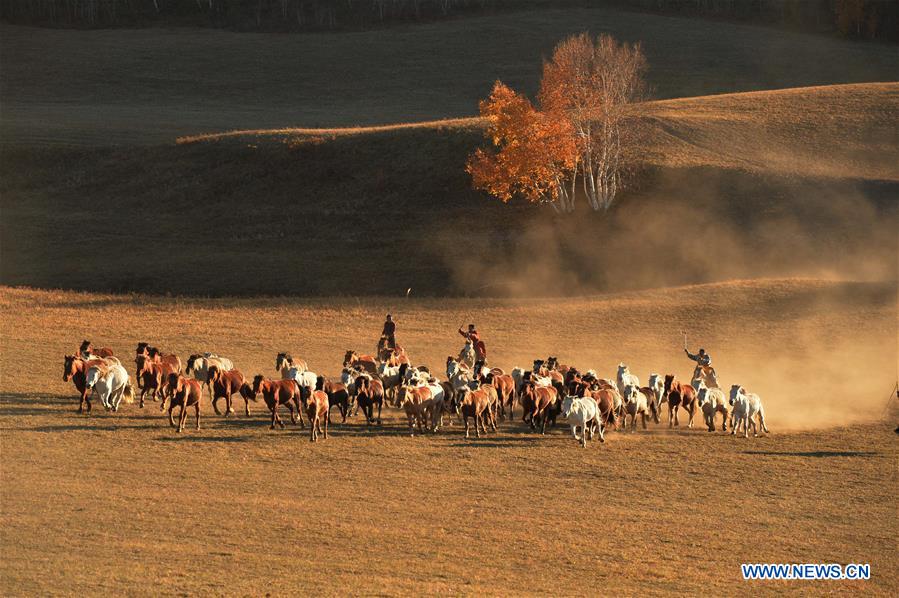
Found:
<box><xmin>61</xmin><ymin>339</ymin><xmax>770</xmax><ymax>444</ymax></box>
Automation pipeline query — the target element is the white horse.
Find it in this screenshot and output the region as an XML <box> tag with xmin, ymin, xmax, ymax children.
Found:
<box><xmin>698</xmin><ymin>386</ymin><xmax>729</xmax><ymax>432</ymax></box>
<box><xmin>446</xmin><ymin>358</ymin><xmax>474</xmax><ymax>393</ymax></box>
<box><xmin>729</xmin><ymin>385</ymin><xmax>769</xmax><ymax>438</ymax></box>
<box><xmin>616</xmin><ymin>363</ymin><xmax>640</xmax><ymax>397</ymax></box>
<box><xmin>561</xmin><ymin>396</ymin><xmax>602</xmax><ymax>447</ymax></box>
<box><xmin>85</xmin><ymin>363</ymin><xmax>134</xmax><ymax>412</ymax></box>
<box><xmin>186</xmin><ymin>353</ymin><xmax>234</xmax><ymax>385</ymax></box>
<box><xmin>622</xmin><ymin>384</ymin><xmax>654</xmax><ymax>432</ymax></box>
<box><xmin>458</xmin><ymin>341</ymin><xmax>475</xmax><ymax>370</ymax></box>
<box><xmin>287</xmin><ymin>367</ymin><xmax>318</xmax><ymax>397</ymax></box>
<box><xmin>647</xmin><ymin>373</ymin><xmax>665</xmax><ymax>414</ymax></box>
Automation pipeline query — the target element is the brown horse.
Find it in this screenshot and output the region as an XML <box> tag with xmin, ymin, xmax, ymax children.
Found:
<box><xmin>252</xmin><ymin>375</ymin><xmax>303</xmax><ymax>430</ymax></box>
<box><xmin>63</xmin><ymin>354</ymin><xmax>110</xmax><ymax>413</ymax></box>
<box><xmin>343</xmin><ymin>350</ymin><xmax>378</xmax><ymax>375</ymax></box>
<box><xmin>306</xmin><ymin>390</ymin><xmax>329</xmax><ymax>442</ymax></box>
<box><xmin>354</xmin><ymin>375</ymin><xmax>384</xmax><ymax>425</ymax></box>
<box><xmin>588</xmin><ymin>388</ymin><xmax>619</xmax><ymax>430</ymax></box>
<box><xmin>135</xmin><ymin>354</ymin><xmax>179</xmax><ymax>409</ymax></box>
<box><xmin>207</xmin><ymin>365</ymin><xmax>248</xmax><ymax>416</ymax></box>
<box><xmin>520</xmin><ymin>382</ymin><xmax>560</xmax><ymax>434</ymax></box>
<box><xmin>664</xmin><ymin>374</ymin><xmax>697</xmax><ymax>428</ymax></box>
<box><xmin>134</xmin><ymin>343</ymin><xmax>181</xmax><ymax>389</ymax></box>
<box><xmin>79</xmin><ymin>340</ymin><xmax>114</xmax><ymax>359</ymax></box>
<box><xmin>486</xmin><ymin>373</ymin><xmax>516</xmax><ymax>421</ymax></box>
<box><xmin>317</xmin><ymin>377</ymin><xmax>350</xmax><ymax>423</ymax></box>
<box><xmin>455</xmin><ymin>386</ymin><xmax>494</xmax><ymax>439</ymax></box>
<box><xmin>398</xmin><ymin>385</ymin><xmax>432</xmax><ymax>436</ymax></box>
<box><xmin>165</xmin><ymin>373</ymin><xmax>202</xmax><ymax>433</ymax></box>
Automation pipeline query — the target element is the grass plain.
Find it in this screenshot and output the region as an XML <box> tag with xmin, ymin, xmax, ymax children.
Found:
<box><xmin>1</xmin><ymin>279</ymin><xmax>897</xmax><ymax>595</ymax></box>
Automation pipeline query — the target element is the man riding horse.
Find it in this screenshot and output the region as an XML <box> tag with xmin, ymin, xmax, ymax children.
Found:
<box><xmin>377</xmin><ymin>314</ymin><xmax>402</xmax><ymax>363</ymax></box>
<box><xmin>685</xmin><ymin>347</ymin><xmax>718</xmax><ymax>388</ymax></box>
<box><xmin>459</xmin><ymin>324</ymin><xmax>487</xmax><ymax>373</ymax></box>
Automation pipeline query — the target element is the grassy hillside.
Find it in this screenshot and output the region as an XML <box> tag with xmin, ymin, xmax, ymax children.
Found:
<box><xmin>2</xmin><ymin>84</ymin><xmax>896</xmax><ymax>296</ymax></box>
<box><xmin>2</xmin><ymin>8</ymin><xmax>898</xmax><ymax>145</ymax></box>
<box><xmin>2</xmin><ymin>280</ymin><xmax>897</xmax><ymax>594</ymax></box>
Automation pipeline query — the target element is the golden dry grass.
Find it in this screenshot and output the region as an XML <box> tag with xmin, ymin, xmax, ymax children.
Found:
<box><xmin>2</xmin><ymin>279</ymin><xmax>897</xmax><ymax>595</ymax></box>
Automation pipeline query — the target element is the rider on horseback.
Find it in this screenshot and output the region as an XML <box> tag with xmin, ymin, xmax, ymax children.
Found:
<box><xmin>382</xmin><ymin>314</ymin><xmax>397</xmax><ymax>351</ymax></box>
<box><xmin>459</xmin><ymin>324</ymin><xmax>487</xmax><ymax>373</ymax></box>
<box><xmin>685</xmin><ymin>347</ymin><xmax>717</xmax><ymax>386</ymax></box>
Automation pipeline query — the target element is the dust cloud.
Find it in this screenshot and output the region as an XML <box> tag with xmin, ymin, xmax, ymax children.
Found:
<box><xmin>440</xmin><ymin>168</ymin><xmax>898</xmax><ymax>297</ymax></box>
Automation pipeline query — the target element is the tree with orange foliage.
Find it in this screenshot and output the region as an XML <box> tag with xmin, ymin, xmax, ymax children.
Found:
<box><xmin>466</xmin><ymin>81</ymin><xmax>579</xmax><ymax>213</ymax></box>
<box><xmin>468</xmin><ymin>33</ymin><xmax>647</xmax><ymax>213</ymax></box>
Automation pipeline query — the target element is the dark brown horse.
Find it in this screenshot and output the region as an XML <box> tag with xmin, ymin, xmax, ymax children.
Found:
<box><xmin>306</xmin><ymin>390</ymin><xmax>330</xmax><ymax>442</ymax></box>
<box><xmin>664</xmin><ymin>374</ymin><xmax>697</xmax><ymax>428</ymax></box>
<box><xmin>165</xmin><ymin>373</ymin><xmax>202</xmax><ymax>433</ymax></box>
<box><xmin>207</xmin><ymin>365</ymin><xmax>248</xmax><ymax>416</ymax></box>
<box><xmin>317</xmin><ymin>377</ymin><xmax>350</xmax><ymax>423</ymax></box>
<box><xmin>354</xmin><ymin>375</ymin><xmax>384</xmax><ymax>425</ymax></box>
<box><xmin>252</xmin><ymin>375</ymin><xmax>303</xmax><ymax>430</ymax></box>
<box><xmin>135</xmin><ymin>354</ymin><xmax>179</xmax><ymax>409</ymax></box>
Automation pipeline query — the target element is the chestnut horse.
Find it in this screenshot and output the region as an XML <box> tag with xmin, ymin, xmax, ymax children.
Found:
<box><xmin>134</xmin><ymin>343</ymin><xmax>182</xmax><ymax>388</ymax></box>
<box><xmin>79</xmin><ymin>340</ymin><xmax>114</xmax><ymax>359</ymax></box>
<box><xmin>486</xmin><ymin>372</ymin><xmax>515</xmax><ymax>421</ymax></box>
<box><xmin>306</xmin><ymin>390</ymin><xmax>330</xmax><ymax>442</ymax></box>
<box><xmin>588</xmin><ymin>388</ymin><xmax>619</xmax><ymax>430</ymax></box>
<box><xmin>454</xmin><ymin>386</ymin><xmax>494</xmax><ymax>439</ymax></box>
<box><xmin>664</xmin><ymin>374</ymin><xmax>697</xmax><ymax>428</ymax></box>
<box><xmin>343</xmin><ymin>350</ymin><xmax>378</xmax><ymax>375</ymax></box>
<box><xmin>165</xmin><ymin>373</ymin><xmax>202</xmax><ymax>433</ymax></box>
<box><xmin>252</xmin><ymin>375</ymin><xmax>303</xmax><ymax>429</ymax></box>
<box><xmin>520</xmin><ymin>382</ymin><xmax>560</xmax><ymax>434</ymax></box>
<box><xmin>207</xmin><ymin>365</ymin><xmax>248</xmax><ymax>416</ymax></box>
<box><xmin>135</xmin><ymin>354</ymin><xmax>179</xmax><ymax>409</ymax></box>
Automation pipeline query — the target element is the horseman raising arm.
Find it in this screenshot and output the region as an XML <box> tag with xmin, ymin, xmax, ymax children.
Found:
<box><xmin>684</xmin><ymin>347</ymin><xmax>711</xmax><ymax>367</ymax></box>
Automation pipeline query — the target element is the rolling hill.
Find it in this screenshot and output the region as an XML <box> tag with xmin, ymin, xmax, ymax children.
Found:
<box><xmin>1</xmin><ymin>83</ymin><xmax>896</xmax><ymax>296</ymax></box>
<box><xmin>2</xmin><ymin>8</ymin><xmax>898</xmax><ymax>145</ymax></box>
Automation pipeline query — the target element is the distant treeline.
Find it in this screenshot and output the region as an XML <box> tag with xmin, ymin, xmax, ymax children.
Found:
<box><xmin>2</xmin><ymin>0</ymin><xmax>897</xmax><ymax>41</ymax></box>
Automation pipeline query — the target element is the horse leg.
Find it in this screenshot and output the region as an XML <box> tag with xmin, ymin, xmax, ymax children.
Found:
<box><xmin>310</xmin><ymin>415</ymin><xmax>317</xmax><ymax>442</ymax></box>
<box><xmin>641</xmin><ymin>412</ymin><xmax>647</xmax><ymax>430</ymax></box>
<box><xmin>270</xmin><ymin>401</ymin><xmax>279</xmax><ymax>430</ymax></box>
<box><xmin>687</xmin><ymin>403</ymin><xmax>695</xmax><ymax>429</ymax></box>
<box><xmin>376</xmin><ymin>400</ymin><xmax>382</xmax><ymax>425</ymax></box>
<box><xmin>211</xmin><ymin>394</ymin><xmax>222</xmax><ymax>416</ymax></box>
<box><xmin>323</xmin><ymin>411</ymin><xmax>329</xmax><ymax>440</ymax></box>
<box><xmin>178</xmin><ymin>404</ymin><xmax>187</xmax><ymax>433</ymax></box>
<box><xmin>195</xmin><ymin>402</ymin><xmax>201</xmax><ymax>430</ymax></box>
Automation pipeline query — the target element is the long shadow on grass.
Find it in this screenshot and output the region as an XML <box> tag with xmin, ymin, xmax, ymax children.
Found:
<box><xmin>743</xmin><ymin>450</ymin><xmax>879</xmax><ymax>458</ymax></box>
<box><xmin>154</xmin><ymin>435</ymin><xmax>251</xmax><ymax>443</ymax></box>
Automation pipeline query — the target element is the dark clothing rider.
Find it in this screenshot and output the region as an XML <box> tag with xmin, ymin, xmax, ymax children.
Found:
<box><xmin>382</xmin><ymin>314</ymin><xmax>397</xmax><ymax>350</ymax></box>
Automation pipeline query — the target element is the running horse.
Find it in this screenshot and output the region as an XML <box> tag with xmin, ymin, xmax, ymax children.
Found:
<box><xmin>79</xmin><ymin>340</ymin><xmax>114</xmax><ymax>360</ymax></box>
<box><xmin>343</xmin><ymin>350</ymin><xmax>378</xmax><ymax>375</ymax></box>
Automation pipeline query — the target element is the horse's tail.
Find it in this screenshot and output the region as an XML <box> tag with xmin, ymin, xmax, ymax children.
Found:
<box><xmin>122</xmin><ymin>382</ymin><xmax>135</xmax><ymax>404</ymax></box>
